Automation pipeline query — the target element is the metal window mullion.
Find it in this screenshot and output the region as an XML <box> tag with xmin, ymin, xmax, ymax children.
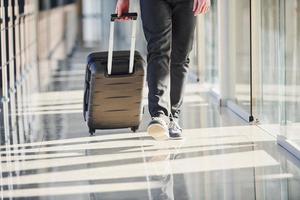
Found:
<box><xmin>1</xmin><ymin>2</ymin><xmax>9</xmax><ymax>104</ymax></box>
<box><xmin>14</xmin><ymin>0</ymin><xmax>25</xmax><ymax>144</ymax></box>
<box><xmin>8</xmin><ymin>0</ymin><xmax>16</xmax><ymax>95</ymax></box>
<box><xmin>8</xmin><ymin>0</ymin><xmax>19</xmax><ymax>146</ymax></box>
<box><xmin>22</xmin><ymin>0</ymin><xmax>31</xmax><ymax>135</ymax></box>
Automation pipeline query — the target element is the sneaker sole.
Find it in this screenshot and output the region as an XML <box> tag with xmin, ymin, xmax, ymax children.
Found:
<box><xmin>147</xmin><ymin>124</ymin><xmax>169</xmax><ymax>141</ymax></box>
<box><xmin>169</xmin><ymin>136</ymin><xmax>184</xmax><ymax>140</ymax></box>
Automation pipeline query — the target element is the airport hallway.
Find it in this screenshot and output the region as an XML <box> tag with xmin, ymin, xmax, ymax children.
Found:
<box><xmin>1</xmin><ymin>0</ymin><xmax>300</xmax><ymax>199</ymax></box>
<box><xmin>1</xmin><ymin>46</ymin><xmax>300</xmax><ymax>200</ymax></box>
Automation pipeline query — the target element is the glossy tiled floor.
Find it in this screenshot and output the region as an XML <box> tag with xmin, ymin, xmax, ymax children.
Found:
<box><xmin>1</xmin><ymin>48</ymin><xmax>300</xmax><ymax>200</ymax></box>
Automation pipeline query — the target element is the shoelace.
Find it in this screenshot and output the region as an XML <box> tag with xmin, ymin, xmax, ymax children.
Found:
<box><xmin>152</xmin><ymin>117</ymin><xmax>168</xmax><ymax>128</ymax></box>
<box><xmin>169</xmin><ymin>121</ymin><xmax>182</xmax><ymax>131</ymax></box>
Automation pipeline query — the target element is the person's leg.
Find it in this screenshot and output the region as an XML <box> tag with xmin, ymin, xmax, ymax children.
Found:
<box><xmin>170</xmin><ymin>0</ymin><xmax>197</xmax><ymax>121</ymax></box>
<box><xmin>140</xmin><ymin>0</ymin><xmax>172</xmax><ymax>120</ymax></box>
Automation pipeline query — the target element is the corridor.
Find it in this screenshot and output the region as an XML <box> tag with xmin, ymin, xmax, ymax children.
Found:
<box><xmin>1</xmin><ymin>47</ymin><xmax>300</xmax><ymax>199</ymax></box>
<box><xmin>1</xmin><ymin>0</ymin><xmax>300</xmax><ymax>199</ymax></box>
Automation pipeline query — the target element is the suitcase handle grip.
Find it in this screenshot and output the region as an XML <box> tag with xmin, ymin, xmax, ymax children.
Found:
<box><xmin>111</xmin><ymin>13</ymin><xmax>138</xmax><ymax>21</ymax></box>
<box><xmin>107</xmin><ymin>13</ymin><xmax>137</xmax><ymax>75</ymax></box>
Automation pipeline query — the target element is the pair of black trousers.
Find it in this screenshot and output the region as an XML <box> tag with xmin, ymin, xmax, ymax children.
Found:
<box><xmin>140</xmin><ymin>0</ymin><xmax>196</xmax><ymax>120</ymax></box>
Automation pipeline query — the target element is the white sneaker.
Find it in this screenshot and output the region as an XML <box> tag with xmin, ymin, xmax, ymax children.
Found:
<box><xmin>147</xmin><ymin>117</ymin><xmax>169</xmax><ymax>141</ymax></box>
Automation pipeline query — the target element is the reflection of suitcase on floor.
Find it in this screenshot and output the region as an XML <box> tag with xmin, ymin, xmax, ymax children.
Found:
<box><xmin>83</xmin><ymin>13</ymin><xmax>145</xmax><ymax>135</ymax></box>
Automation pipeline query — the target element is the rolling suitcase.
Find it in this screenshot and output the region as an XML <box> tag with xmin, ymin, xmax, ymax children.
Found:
<box><xmin>83</xmin><ymin>13</ymin><xmax>145</xmax><ymax>135</ymax></box>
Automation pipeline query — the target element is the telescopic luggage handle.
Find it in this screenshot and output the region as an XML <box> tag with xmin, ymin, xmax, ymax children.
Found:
<box><xmin>107</xmin><ymin>13</ymin><xmax>138</xmax><ymax>75</ymax></box>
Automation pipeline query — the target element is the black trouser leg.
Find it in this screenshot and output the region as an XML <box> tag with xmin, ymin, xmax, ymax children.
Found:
<box><xmin>170</xmin><ymin>0</ymin><xmax>197</xmax><ymax>119</ymax></box>
<box><xmin>140</xmin><ymin>0</ymin><xmax>172</xmax><ymax>119</ymax></box>
<box><xmin>140</xmin><ymin>0</ymin><xmax>196</xmax><ymax>120</ymax></box>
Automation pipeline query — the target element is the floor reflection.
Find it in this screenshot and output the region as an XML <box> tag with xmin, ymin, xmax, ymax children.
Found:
<box><xmin>1</xmin><ymin>126</ymin><xmax>300</xmax><ymax>199</ymax></box>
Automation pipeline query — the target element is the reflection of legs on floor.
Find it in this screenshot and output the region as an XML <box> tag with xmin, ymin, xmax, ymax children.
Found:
<box><xmin>148</xmin><ymin>149</ymin><xmax>174</xmax><ymax>200</ymax></box>
<box><xmin>145</xmin><ymin>140</ymin><xmax>185</xmax><ymax>200</ymax></box>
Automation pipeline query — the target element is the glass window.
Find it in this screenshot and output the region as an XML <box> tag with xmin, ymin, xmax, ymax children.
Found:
<box><xmin>197</xmin><ymin>0</ymin><xmax>219</xmax><ymax>90</ymax></box>
<box><xmin>253</xmin><ymin>0</ymin><xmax>282</xmax><ymax>126</ymax></box>
<box><xmin>279</xmin><ymin>0</ymin><xmax>300</xmax><ymax>144</ymax></box>
<box><xmin>228</xmin><ymin>0</ymin><xmax>252</xmax><ymax>117</ymax></box>
<box><xmin>253</xmin><ymin>0</ymin><xmax>300</xmax><ymax>149</ymax></box>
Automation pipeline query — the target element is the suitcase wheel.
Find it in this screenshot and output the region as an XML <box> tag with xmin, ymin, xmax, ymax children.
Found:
<box><xmin>131</xmin><ymin>126</ymin><xmax>139</xmax><ymax>133</ymax></box>
<box><xmin>89</xmin><ymin>128</ymin><xmax>96</xmax><ymax>136</ymax></box>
